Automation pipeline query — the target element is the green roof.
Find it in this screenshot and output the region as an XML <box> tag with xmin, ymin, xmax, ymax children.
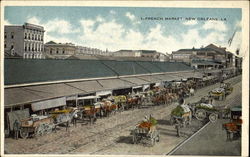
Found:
<box><xmin>5</xmin><ymin>59</ymin><xmax>117</xmax><ymax>85</ymax></box>
<box><xmin>151</xmin><ymin>62</ymin><xmax>192</xmax><ymax>72</ymax></box>
<box><xmin>5</xmin><ymin>59</ymin><xmax>193</xmax><ymax>85</ymax></box>
<box><xmin>101</xmin><ymin>60</ymin><xmax>149</xmax><ymax>76</ymax></box>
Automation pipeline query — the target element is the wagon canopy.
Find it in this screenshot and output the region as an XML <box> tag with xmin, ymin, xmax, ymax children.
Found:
<box><xmin>7</xmin><ymin>108</ymin><xmax>30</xmax><ymax>131</ymax></box>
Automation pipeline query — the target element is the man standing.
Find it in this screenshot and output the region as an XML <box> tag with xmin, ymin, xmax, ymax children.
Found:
<box><xmin>13</xmin><ymin>120</ymin><xmax>20</xmax><ymax>140</ymax></box>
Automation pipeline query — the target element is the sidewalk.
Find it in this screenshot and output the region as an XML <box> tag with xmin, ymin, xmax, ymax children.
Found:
<box><xmin>172</xmin><ymin>118</ymin><xmax>241</xmax><ymax>156</ymax></box>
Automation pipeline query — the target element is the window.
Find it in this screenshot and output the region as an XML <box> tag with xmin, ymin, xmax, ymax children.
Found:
<box><xmin>50</xmin><ymin>48</ymin><xmax>52</xmax><ymax>54</ymax></box>
<box><xmin>62</xmin><ymin>49</ymin><xmax>65</xmax><ymax>54</ymax></box>
<box><xmin>11</xmin><ymin>44</ymin><xmax>14</xmax><ymax>49</ymax></box>
<box><xmin>4</xmin><ymin>32</ymin><xmax>7</xmax><ymax>39</ymax></box>
<box><xmin>32</xmin><ymin>34</ymin><xmax>34</xmax><ymax>40</ymax></box>
<box><xmin>24</xmin><ymin>33</ymin><xmax>27</xmax><ymax>39</ymax></box>
<box><xmin>11</xmin><ymin>32</ymin><xmax>14</xmax><ymax>39</ymax></box>
<box><xmin>28</xmin><ymin>34</ymin><xmax>30</xmax><ymax>40</ymax></box>
<box><xmin>56</xmin><ymin>48</ymin><xmax>59</xmax><ymax>54</ymax></box>
<box><xmin>4</xmin><ymin>44</ymin><xmax>6</xmax><ymax>48</ymax></box>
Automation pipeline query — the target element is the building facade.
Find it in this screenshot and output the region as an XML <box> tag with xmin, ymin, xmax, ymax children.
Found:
<box><xmin>4</xmin><ymin>23</ymin><xmax>45</xmax><ymax>59</ymax></box>
<box><xmin>44</xmin><ymin>41</ymin><xmax>76</xmax><ymax>59</ymax></box>
<box><xmin>112</xmin><ymin>50</ymin><xmax>142</xmax><ymax>57</ymax></box>
<box><xmin>171</xmin><ymin>44</ymin><xmax>234</xmax><ymax>68</ymax></box>
<box><xmin>76</xmin><ymin>46</ymin><xmax>110</xmax><ymax>56</ymax></box>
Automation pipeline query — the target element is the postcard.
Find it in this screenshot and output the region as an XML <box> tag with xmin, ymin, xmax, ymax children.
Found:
<box><xmin>1</xmin><ymin>1</ymin><xmax>249</xmax><ymax>157</ymax></box>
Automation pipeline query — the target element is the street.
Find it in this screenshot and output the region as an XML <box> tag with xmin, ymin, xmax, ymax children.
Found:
<box><xmin>4</xmin><ymin>75</ymin><xmax>242</xmax><ymax>155</ymax></box>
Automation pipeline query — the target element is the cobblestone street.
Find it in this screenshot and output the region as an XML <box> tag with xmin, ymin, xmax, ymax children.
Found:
<box><xmin>4</xmin><ymin>76</ymin><xmax>242</xmax><ymax>155</ymax></box>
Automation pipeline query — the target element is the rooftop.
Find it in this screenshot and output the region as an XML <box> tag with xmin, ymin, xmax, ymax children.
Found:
<box><xmin>5</xmin><ymin>59</ymin><xmax>193</xmax><ymax>86</ymax></box>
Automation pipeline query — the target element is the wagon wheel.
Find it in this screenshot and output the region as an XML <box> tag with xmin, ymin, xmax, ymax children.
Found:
<box><xmin>150</xmin><ymin>132</ymin><xmax>157</xmax><ymax>146</ymax></box>
<box><xmin>36</xmin><ymin>123</ymin><xmax>46</xmax><ymax>136</ymax></box>
<box><xmin>195</xmin><ymin>109</ymin><xmax>207</xmax><ymax>121</ymax></box>
<box><xmin>156</xmin><ymin>131</ymin><xmax>160</xmax><ymax>142</ymax></box>
<box><xmin>209</xmin><ymin>113</ymin><xmax>218</xmax><ymax>123</ymax></box>
<box><xmin>44</xmin><ymin>123</ymin><xmax>54</xmax><ymax>134</ymax></box>
<box><xmin>20</xmin><ymin>128</ymin><xmax>29</xmax><ymax>139</ymax></box>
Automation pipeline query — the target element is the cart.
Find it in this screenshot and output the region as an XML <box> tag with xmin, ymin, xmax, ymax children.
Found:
<box><xmin>222</xmin><ymin>106</ymin><xmax>242</xmax><ymax>140</ymax></box>
<box><xmin>131</xmin><ymin>121</ymin><xmax>159</xmax><ymax>146</ymax></box>
<box><xmin>19</xmin><ymin>114</ymin><xmax>55</xmax><ymax>139</ymax></box>
<box><xmin>170</xmin><ymin>105</ymin><xmax>192</xmax><ymax>127</ymax></box>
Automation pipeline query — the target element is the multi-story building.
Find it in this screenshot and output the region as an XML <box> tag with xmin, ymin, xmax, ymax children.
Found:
<box><xmin>171</xmin><ymin>44</ymin><xmax>234</xmax><ymax>68</ymax></box>
<box><xmin>4</xmin><ymin>23</ymin><xmax>45</xmax><ymax>59</ymax></box>
<box><xmin>44</xmin><ymin>41</ymin><xmax>76</xmax><ymax>59</ymax></box>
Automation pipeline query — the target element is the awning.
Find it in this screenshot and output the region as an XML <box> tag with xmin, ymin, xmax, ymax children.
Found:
<box><xmin>98</xmin><ymin>78</ymin><xmax>135</xmax><ymax>90</ymax></box>
<box><xmin>5</xmin><ymin>88</ymin><xmax>43</xmax><ymax>107</ymax></box>
<box><xmin>153</xmin><ymin>74</ymin><xmax>178</xmax><ymax>81</ymax></box>
<box><xmin>120</xmin><ymin>77</ymin><xmax>149</xmax><ymax>85</ymax></box>
<box><xmin>96</xmin><ymin>90</ymin><xmax>112</xmax><ymax>96</ymax></box>
<box><xmin>31</xmin><ymin>97</ymin><xmax>66</xmax><ymax>111</ymax></box>
<box><xmin>132</xmin><ymin>86</ymin><xmax>143</xmax><ymax>89</ymax></box>
<box><xmin>77</xmin><ymin>95</ymin><xmax>100</xmax><ymax>100</ymax></box>
<box><xmin>66</xmin><ymin>80</ymin><xmax>104</xmax><ymax>93</ymax></box>
<box><xmin>136</xmin><ymin>75</ymin><xmax>161</xmax><ymax>83</ymax></box>
<box><xmin>23</xmin><ymin>84</ymin><xmax>85</xmax><ymax>98</ymax></box>
<box><xmin>5</xmin><ymin>83</ymin><xmax>86</xmax><ymax>107</ymax></box>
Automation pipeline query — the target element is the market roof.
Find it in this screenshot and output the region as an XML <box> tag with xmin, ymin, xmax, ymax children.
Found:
<box><xmin>5</xmin><ymin>59</ymin><xmax>193</xmax><ymax>86</ymax></box>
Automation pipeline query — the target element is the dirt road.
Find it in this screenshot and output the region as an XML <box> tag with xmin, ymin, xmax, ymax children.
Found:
<box><xmin>4</xmin><ymin>75</ymin><xmax>242</xmax><ymax>155</ymax></box>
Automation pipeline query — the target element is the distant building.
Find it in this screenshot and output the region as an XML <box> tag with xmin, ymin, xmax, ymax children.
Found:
<box><xmin>112</xmin><ymin>50</ymin><xmax>142</xmax><ymax>57</ymax></box>
<box><xmin>4</xmin><ymin>23</ymin><xmax>45</xmax><ymax>59</ymax></box>
<box><xmin>75</xmin><ymin>46</ymin><xmax>110</xmax><ymax>56</ymax></box>
<box><xmin>44</xmin><ymin>41</ymin><xmax>76</xmax><ymax>59</ymax></box>
<box><xmin>171</xmin><ymin>44</ymin><xmax>234</xmax><ymax>68</ymax></box>
<box><xmin>112</xmin><ymin>49</ymin><xmax>169</xmax><ymax>61</ymax></box>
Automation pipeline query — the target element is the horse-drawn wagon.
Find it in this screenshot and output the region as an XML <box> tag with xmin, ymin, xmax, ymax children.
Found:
<box><xmin>170</xmin><ymin>104</ymin><xmax>192</xmax><ymax>127</ymax></box>
<box><xmin>19</xmin><ymin>114</ymin><xmax>54</xmax><ymax>139</ymax></box>
<box><xmin>210</xmin><ymin>83</ymin><xmax>233</xmax><ymax>101</ymax></box>
<box><xmin>222</xmin><ymin>106</ymin><xmax>242</xmax><ymax>140</ymax></box>
<box><xmin>131</xmin><ymin>116</ymin><xmax>159</xmax><ymax>146</ymax></box>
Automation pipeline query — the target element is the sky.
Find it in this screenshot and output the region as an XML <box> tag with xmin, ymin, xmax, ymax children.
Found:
<box><xmin>4</xmin><ymin>6</ymin><xmax>242</xmax><ymax>54</ymax></box>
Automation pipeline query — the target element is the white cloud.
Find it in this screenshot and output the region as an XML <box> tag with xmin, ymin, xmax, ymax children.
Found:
<box><xmin>27</xmin><ymin>16</ymin><xmax>40</xmax><ymax>25</ymax></box>
<box><xmin>4</xmin><ymin>19</ymin><xmax>11</xmax><ymax>25</ymax></box>
<box><xmin>125</xmin><ymin>12</ymin><xmax>135</xmax><ymax>21</ymax></box>
<box><xmin>235</xmin><ymin>20</ymin><xmax>241</xmax><ymax>29</ymax></box>
<box><xmin>78</xmin><ymin>18</ymin><xmax>230</xmax><ymax>54</ymax></box>
<box><xmin>202</xmin><ymin>21</ymin><xmax>228</xmax><ymax>32</ymax></box>
<box><xmin>96</xmin><ymin>16</ymin><xmax>104</xmax><ymax>23</ymax></box>
<box><xmin>26</xmin><ymin>16</ymin><xmax>79</xmax><ymax>43</ymax></box>
<box><xmin>228</xmin><ymin>31</ymin><xmax>242</xmax><ymax>56</ymax></box>
<box><xmin>27</xmin><ymin>16</ymin><xmax>80</xmax><ymax>34</ymax></box>
<box><xmin>183</xmin><ymin>20</ymin><xmax>198</xmax><ymax>26</ymax></box>
<box><xmin>110</xmin><ymin>10</ymin><xmax>116</xmax><ymax>14</ymax></box>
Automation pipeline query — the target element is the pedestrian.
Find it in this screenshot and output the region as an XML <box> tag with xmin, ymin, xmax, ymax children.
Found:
<box><xmin>13</xmin><ymin>120</ymin><xmax>20</xmax><ymax>140</ymax></box>
<box><xmin>209</xmin><ymin>95</ymin><xmax>214</xmax><ymax>105</ymax></box>
<box><xmin>175</xmin><ymin>119</ymin><xmax>181</xmax><ymax>137</ymax></box>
